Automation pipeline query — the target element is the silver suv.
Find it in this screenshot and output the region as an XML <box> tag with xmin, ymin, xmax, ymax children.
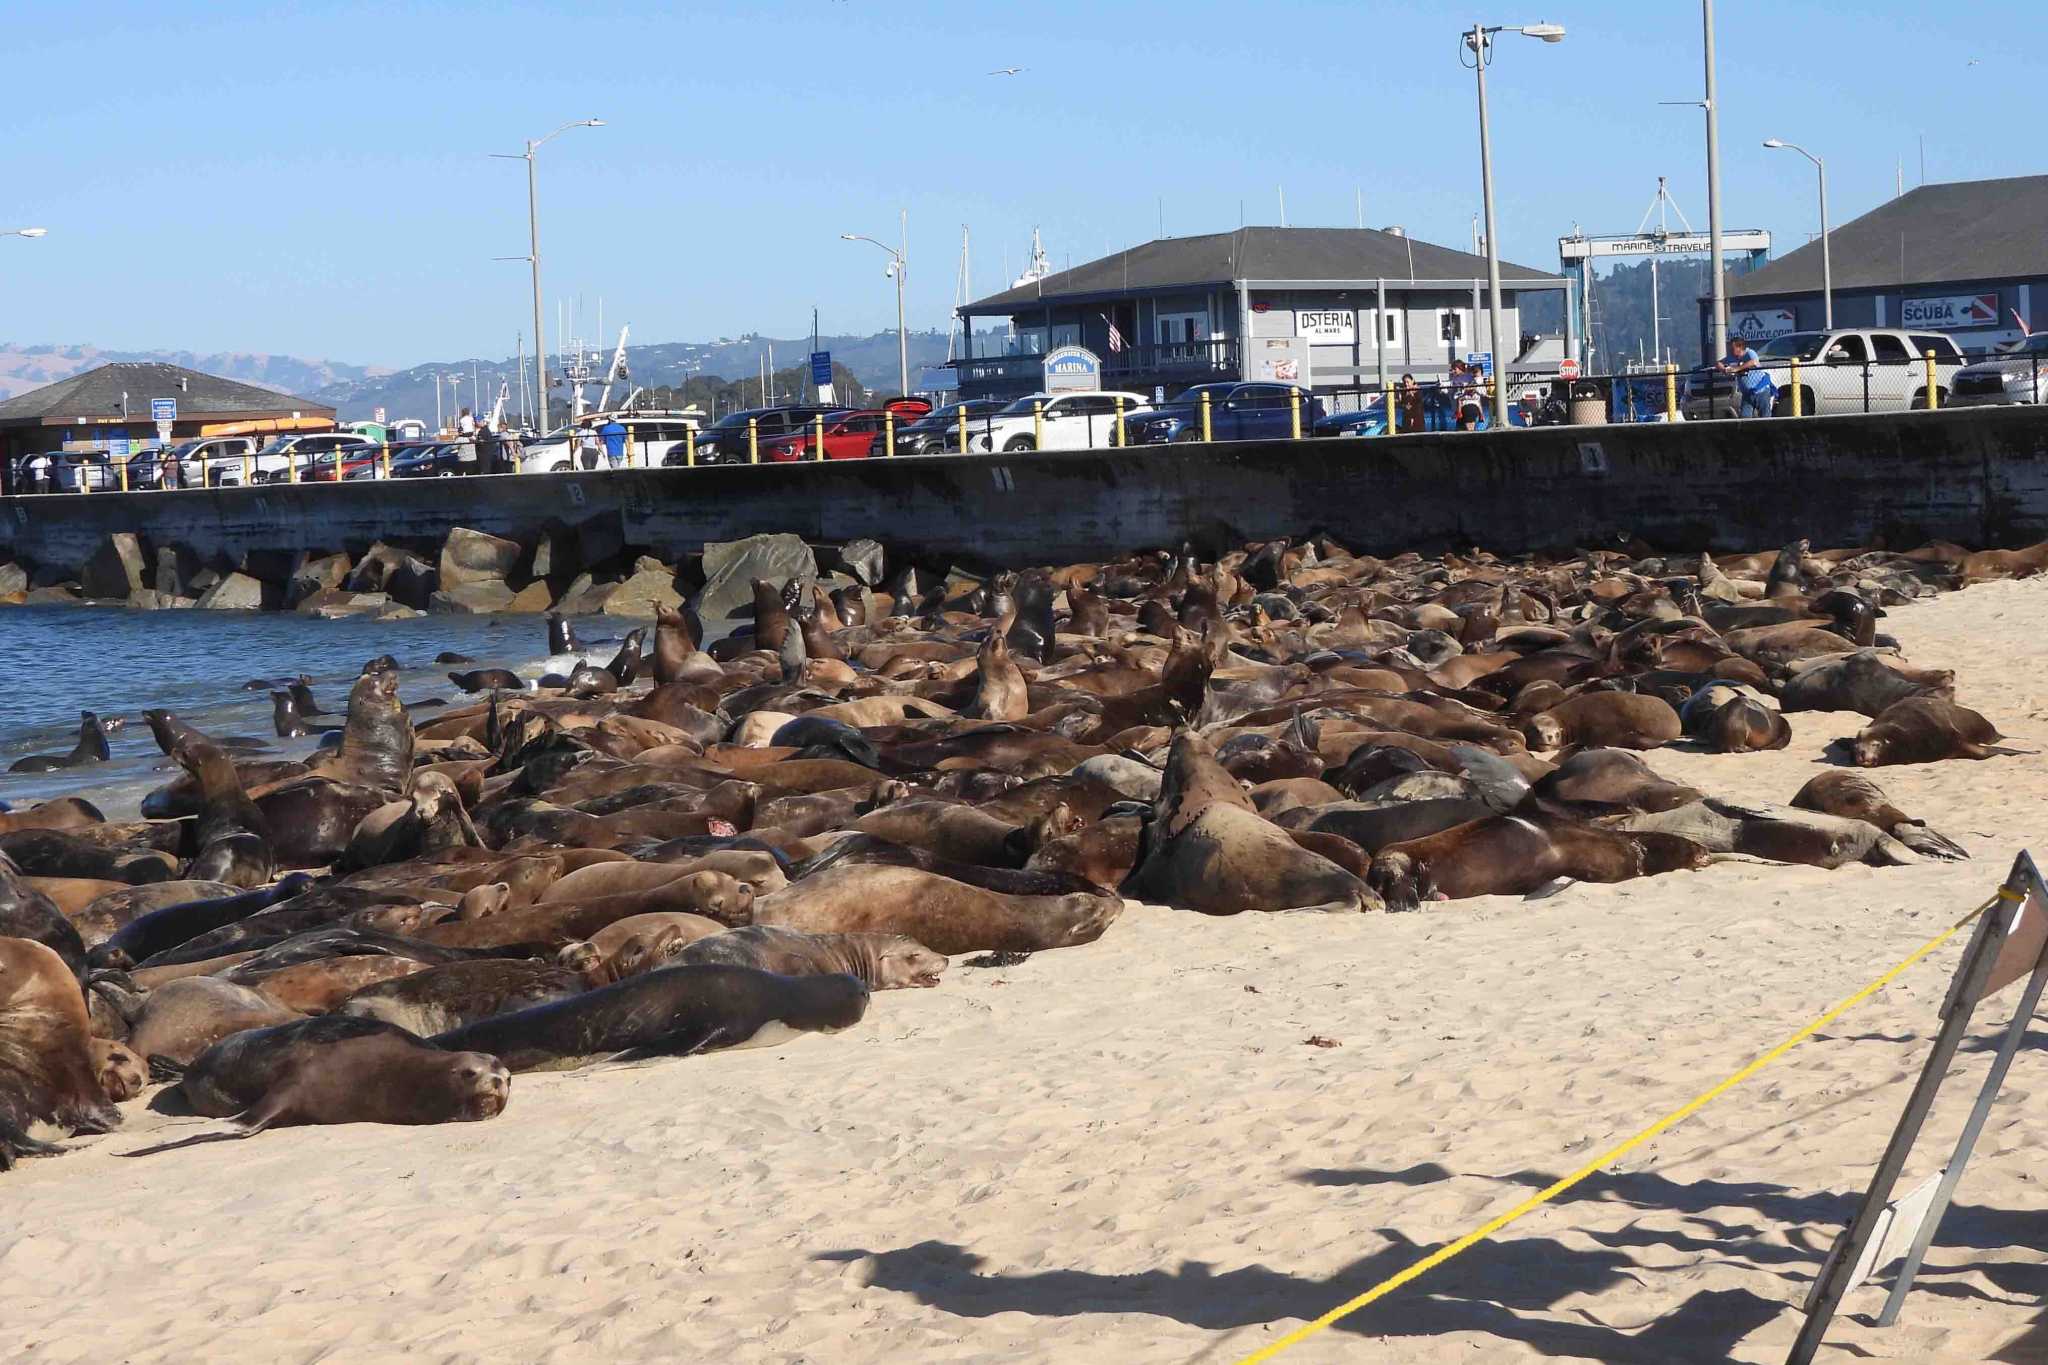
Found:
<box><xmin>1949</xmin><ymin>333</ymin><xmax>2048</xmax><ymax>407</ymax></box>
<box><xmin>1683</xmin><ymin>328</ymin><xmax>1965</xmax><ymax>418</ymax></box>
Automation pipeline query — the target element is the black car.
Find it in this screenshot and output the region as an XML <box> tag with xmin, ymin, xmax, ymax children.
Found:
<box><xmin>387</xmin><ymin>440</ymin><xmax>477</xmax><ymax>478</ymax></box>
<box><xmin>668</xmin><ymin>405</ymin><xmax>840</xmax><ymax>466</ymax></box>
<box><xmin>871</xmin><ymin>399</ymin><xmax>1008</xmax><ymax>455</ymax></box>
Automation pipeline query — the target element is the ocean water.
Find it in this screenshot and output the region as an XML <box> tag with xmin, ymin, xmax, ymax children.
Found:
<box><xmin>0</xmin><ymin>605</ymin><xmax>630</xmax><ymax>817</ymax></box>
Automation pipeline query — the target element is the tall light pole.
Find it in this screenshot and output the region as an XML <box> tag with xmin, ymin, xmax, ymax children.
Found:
<box><xmin>493</xmin><ymin>118</ymin><xmax>604</xmax><ymax>434</ymax></box>
<box><xmin>1463</xmin><ymin>21</ymin><xmax>1565</xmax><ymax>427</ymax></box>
<box><xmin>1702</xmin><ymin>0</ymin><xmax>1728</xmax><ymax>361</ymax></box>
<box><xmin>1763</xmin><ymin>138</ymin><xmax>1832</xmax><ymax>330</ymax></box>
<box><xmin>841</xmin><ymin>210</ymin><xmax>910</xmax><ymax>395</ymax></box>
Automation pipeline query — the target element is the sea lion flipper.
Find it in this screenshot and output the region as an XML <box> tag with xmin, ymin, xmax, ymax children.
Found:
<box><xmin>146</xmin><ymin>1054</ymin><xmax>188</xmax><ymax>1084</ymax></box>
<box><xmin>0</xmin><ymin>1118</ymin><xmax>61</xmax><ymax>1168</ymax></box>
<box><xmin>1892</xmin><ymin>821</ymin><xmax>1969</xmax><ymax>862</ymax></box>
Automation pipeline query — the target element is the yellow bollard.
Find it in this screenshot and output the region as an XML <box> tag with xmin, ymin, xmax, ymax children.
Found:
<box><xmin>120</xmin><ymin>456</ymin><xmax>130</xmax><ymax>493</ymax></box>
<box><xmin>1199</xmin><ymin>389</ymin><xmax>1212</xmax><ymax>442</ymax></box>
<box><xmin>958</xmin><ymin>405</ymin><xmax>969</xmax><ymax>454</ymax></box>
<box><xmin>1032</xmin><ymin>400</ymin><xmax>1044</xmax><ymax>449</ymax></box>
<box><xmin>1789</xmin><ymin>359</ymin><xmax>1802</xmax><ymax>417</ymax></box>
<box><xmin>1114</xmin><ymin>396</ymin><xmax>1125</xmax><ymax>447</ymax></box>
<box><xmin>884</xmin><ymin>410</ymin><xmax>895</xmax><ymax>456</ymax></box>
<box><xmin>685</xmin><ymin>425</ymin><xmax>697</xmax><ymax>467</ymax></box>
<box><xmin>242</xmin><ymin>452</ymin><xmax>252</xmax><ymax>486</ymax></box>
<box><xmin>1385</xmin><ymin>384</ymin><xmax>1398</xmax><ymax>434</ymax></box>
<box><xmin>1289</xmin><ymin>390</ymin><xmax>1302</xmax><ymax>440</ymax></box>
<box><xmin>813</xmin><ymin>414</ymin><xmax>826</xmax><ymax>461</ymax></box>
<box><xmin>748</xmin><ymin>418</ymin><xmax>759</xmax><ymax>464</ymax></box>
<box><xmin>289</xmin><ymin>449</ymin><xmax>298</xmax><ymax>484</ymax></box>
<box><xmin>381</xmin><ymin>444</ymin><xmax>391</xmax><ymax>479</ymax></box>
<box><xmin>1664</xmin><ymin>363</ymin><xmax>1678</xmax><ymax>421</ymax></box>
<box><xmin>334</xmin><ymin>447</ymin><xmax>342</xmax><ymax>481</ymax></box>
<box><xmin>1924</xmin><ymin>350</ymin><xmax>1939</xmax><ymax>409</ymax></box>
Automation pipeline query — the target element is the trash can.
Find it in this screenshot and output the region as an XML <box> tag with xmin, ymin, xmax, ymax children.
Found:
<box><xmin>1567</xmin><ymin>379</ymin><xmax>1606</xmax><ymax>426</ymax></box>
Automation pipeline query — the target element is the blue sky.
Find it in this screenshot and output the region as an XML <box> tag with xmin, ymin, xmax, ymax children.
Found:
<box><xmin>3</xmin><ymin>1</ymin><xmax>2039</xmax><ymax>366</ymax></box>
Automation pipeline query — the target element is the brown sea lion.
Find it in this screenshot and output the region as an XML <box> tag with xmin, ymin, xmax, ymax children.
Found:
<box><xmin>1845</xmin><ymin>697</ymin><xmax>2013</xmax><ymax>767</ymax></box>
<box><xmin>756</xmin><ymin>862</ymin><xmax>1119</xmax><ymax>954</ymax></box>
<box><xmin>0</xmin><ymin>798</ymin><xmax>108</xmax><ymax>835</ymax></box>
<box><xmin>419</xmin><ymin>869</ymin><xmax>754</xmax><ymax>949</ymax></box>
<box><xmin>1706</xmin><ymin>697</ymin><xmax>1791</xmax><ymax>753</ymax></box>
<box><xmin>89</xmin><ymin>1039</ymin><xmax>147</xmax><ymax>1103</ymax></box>
<box><xmin>851</xmin><ymin>799</ymin><xmax>1035</xmax><ymax>868</ymax></box>
<box><xmin>428</xmin><ymin>964</ymin><xmax>869</xmax><ymax>1072</ymax></box>
<box><xmin>1790</xmin><ymin>771</ymin><xmax>1967</xmax><ymax>860</ymax></box>
<box><xmin>0</xmin><ymin>936</ymin><xmax>120</xmax><ymax>1167</ymax></box>
<box><xmin>339</xmin><ymin>959</ymin><xmax>592</xmax><ymax>1035</ymax></box>
<box><xmin>678</xmin><ymin>925</ymin><xmax>946</xmax><ymax>989</ymax></box>
<box><xmin>303</xmin><ymin>668</ymin><xmax>416</xmax><ymax>796</ymax></box>
<box><xmin>586</xmin><ymin>912</ymin><xmax>728</xmax><ymax>979</ymax></box>
<box><xmin>1522</xmin><ymin>749</ymin><xmax>1701</xmax><ymax>818</ymax></box>
<box><xmin>1123</xmin><ymin>733</ymin><xmax>1379</xmax><ymax>914</ymax></box>
<box><xmin>1368</xmin><ymin>814</ymin><xmax>1709</xmax><ymax>910</ymax></box>
<box><xmin>1524</xmin><ymin>693</ymin><xmax>1682</xmax><ymax>752</ymax></box>
<box><xmin>120</xmin><ymin>977</ymin><xmax>304</xmax><ymax>1066</ymax></box>
<box><xmin>1620</xmin><ymin>797</ymin><xmax>1924</xmax><ymax>868</ymax></box>
<box><xmin>249</xmin><ymin>956</ymin><xmax>432</xmax><ymax>1014</ymax></box>
<box><xmin>1778</xmin><ymin>650</ymin><xmax>1952</xmax><ymax>717</ymax></box>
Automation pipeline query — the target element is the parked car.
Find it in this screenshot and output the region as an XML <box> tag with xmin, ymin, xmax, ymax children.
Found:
<box><xmin>248</xmin><ymin>432</ymin><xmax>377</xmax><ymax>483</ymax></box>
<box><xmin>761</xmin><ymin>410</ymin><xmax>893</xmax><ymax>462</ymax></box>
<box><xmin>387</xmin><ymin>440</ymin><xmax>478</xmax><ymax>478</ymax></box>
<box><xmin>1948</xmin><ymin>332</ymin><xmax>2048</xmax><ymax>407</ymax></box>
<box><xmin>1124</xmin><ymin>382</ymin><xmax>1323</xmax><ymax>444</ymax></box>
<box><xmin>1681</xmin><ymin>329</ymin><xmax>1965</xmax><ymax>419</ymax></box>
<box><xmin>667</xmin><ymin>405</ymin><xmax>839</xmax><ymax>466</ymax></box>
<box><xmin>1313</xmin><ymin>396</ymin><xmax>1390</xmax><ymax>438</ymax></box>
<box><xmin>970</xmin><ymin>390</ymin><xmax>1151</xmax><ymax>453</ymax></box>
<box><xmin>872</xmin><ymin>399</ymin><xmax>1008</xmax><ymax>455</ymax></box>
<box><xmin>519</xmin><ymin>411</ymin><xmax>702</xmax><ymax>473</ymax></box>
<box><xmin>123</xmin><ymin>436</ymin><xmax>260</xmax><ymax>489</ymax></box>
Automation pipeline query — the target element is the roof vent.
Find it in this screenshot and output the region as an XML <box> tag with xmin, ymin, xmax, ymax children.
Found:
<box><xmin>1383</xmin><ymin>225</ymin><xmax>1406</xmax><ymax>237</ymax></box>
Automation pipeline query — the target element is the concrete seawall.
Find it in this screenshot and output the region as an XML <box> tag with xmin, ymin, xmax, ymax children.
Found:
<box><xmin>6</xmin><ymin>407</ymin><xmax>2048</xmax><ymax>573</ymax></box>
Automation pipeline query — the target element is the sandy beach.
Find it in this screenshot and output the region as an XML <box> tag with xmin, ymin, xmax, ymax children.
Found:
<box><xmin>3</xmin><ymin>575</ymin><xmax>2045</xmax><ymax>1364</ymax></box>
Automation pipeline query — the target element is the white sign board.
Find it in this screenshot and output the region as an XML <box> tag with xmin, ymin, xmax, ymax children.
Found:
<box><xmin>1295</xmin><ymin>310</ymin><xmax>1356</xmax><ymax>343</ymax></box>
<box><xmin>1730</xmin><ymin>307</ymin><xmax>1799</xmax><ymax>341</ymax></box>
<box><xmin>1249</xmin><ymin>337</ymin><xmax>1312</xmax><ymax>387</ymax></box>
<box><xmin>1901</xmin><ymin>293</ymin><xmax>1999</xmax><ymax>330</ymax></box>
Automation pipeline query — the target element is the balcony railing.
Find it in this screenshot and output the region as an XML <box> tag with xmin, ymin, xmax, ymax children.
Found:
<box><xmin>954</xmin><ymin>340</ymin><xmax>1241</xmax><ymax>392</ymax></box>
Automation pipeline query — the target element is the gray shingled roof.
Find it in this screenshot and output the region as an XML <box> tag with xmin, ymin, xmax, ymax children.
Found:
<box><xmin>966</xmin><ymin>227</ymin><xmax>1560</xmax><ymax>311</ymax></box>
<box><xmin>1730</xmin><ymin>175</ymin><xmax>2048</xmax><ymax>299</ymax></box>
<box><xmin>0</xmin><ymin>361</ymin><xmax>333</xmax><ymax>425</ymax></box>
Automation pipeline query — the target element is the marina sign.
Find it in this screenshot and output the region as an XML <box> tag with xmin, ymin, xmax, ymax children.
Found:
<box><xmin>1041</xmin><ymin>345</ymin><xmax>1103</xmax><ymax>393</ymax></box>
<box><xmin>1901</xmin><ymin>294</ymin><xmax>1999</xmax><ymax>330</ymax></box>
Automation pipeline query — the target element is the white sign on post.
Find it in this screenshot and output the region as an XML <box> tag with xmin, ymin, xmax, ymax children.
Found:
<box><xmin>1730</xmin><ymin>308</ymin><xmax>1799</xmax><ymax>341</ymax></box>
<box><xmin>1900</xmin><ymin>294</ymin><xmax>1999</xmax><ymax>330</ymax></box>
<box><xmin>1295</xmin><ymin>310</ymin><xmax>1356</xmax><ymax>342</ymax></box>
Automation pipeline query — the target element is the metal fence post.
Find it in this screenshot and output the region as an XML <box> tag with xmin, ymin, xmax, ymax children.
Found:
<box><xmin>1199</xmin><ymin>390</ymin><xmax>1212</xmax><ymax>442</ymax></box>
<box><xmin>1863</xmin><ymin>361</ymin><xmax>1871</xmax><ymax>413</ymax></box>
<box><xmin>1924</xmin><ymin>349</ymin><xmax>1939</xmax><ymax>409</ymax></box>
<box><xmin>748</xmin><ymin>418</ymin><xmax>759</xmax><ymax>464</ymax></box>
<box><xmin>1789</xmin><ymin>359</ymin><xmax>1802</xmax><ymax>417</ymax></box>
<box><xmin>1289</xmin><ymin>390</ymin><xmax>1302</xmax><ymax>440</ymax></box>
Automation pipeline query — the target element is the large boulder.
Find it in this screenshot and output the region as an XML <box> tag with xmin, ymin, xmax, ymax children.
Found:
<box><xmin>696</xmin><ymin>533</ymin><xmax>816</xmax><ymax>621</ymax></box>
<box><xmin>153</xmin><ymin>545</ymin><xmax>199</xmax><ymax>599</ymax></box>
<box><xmin>506</xmin><ymin>581</ymin><xmax>555</xmax><ymax>613</ymax></box>
<box><xmin>287</xmin><ymin>551</ymin><xmax>352</xmax><ymax>607</ymax></box>
<box><xmin>195</xmin><ymin>571</ymin><xmax>268</xmax><ymax>611</ymax></box>
<box><xmin>349</xmin><ymin>543</ymin><xmax>439</xmax><ymax>610</ymax></box>
<box><xmin>440</xmin><ymin>527</ymin><xmax>520</xmax><ymax>589</ymax></box>
<box><xmin>22</xmin><ymin>585</ymin><xmax>83</xmax><ymax>606</ymax></box>
<box><xmin>430</xmin><ymin>581</ymin><xmax>517</xmax><ymax>615</ymax></box>
<box><xmin>835</xmin><ymin>538</ymin><xmax>886</xmax><ymax>587</ymax></box>
<box><xmin>0</xmin><ymin>562</ymin><xmax>28</xmax><ymax>597</ymax></box>
<box><xmin>81</xmin><ymin>533</ymin><xmax>150</xmax><ymax>601</ymax></box>
<box><xmin>591</xmin><ymin>557</ymin><xmax>684</xmax><ymax>618</ymax></box>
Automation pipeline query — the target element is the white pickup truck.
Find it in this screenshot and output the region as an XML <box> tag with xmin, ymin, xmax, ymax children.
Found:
<box><xmin>1683</xmin><ymin>328</ymin><xmax>1966</xmax><ymax>418</ymax></box>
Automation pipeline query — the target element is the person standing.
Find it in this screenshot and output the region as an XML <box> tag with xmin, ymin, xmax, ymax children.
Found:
<box><xmin>25</xmin><ymin>452</ymin><xmax>50</xmax><ymax>494</ymax></box>
<box><xmin>474</xmin><ymin>419</ymin><xmax>501</xmax><ymax>475</ymax></box>
<box><xmin>456</xmin><ymin>407</ymin><xmax>476</xmax><ymax>437</ymax></box>
<box><xmin>1718</xmin><ymin>336</ymin><xmax>1774</xmax><ymax>418</ymax></box>
<box><xmin>599</xmin><ymin>416</ymin><xmax>627</xmax><ymax>469</ymax></box>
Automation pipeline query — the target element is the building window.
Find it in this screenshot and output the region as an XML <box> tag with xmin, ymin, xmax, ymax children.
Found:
<box><xmin>1359</xmin><ymin>308</ymin><xmax>1405</xmax><ymax>350</ymax></box>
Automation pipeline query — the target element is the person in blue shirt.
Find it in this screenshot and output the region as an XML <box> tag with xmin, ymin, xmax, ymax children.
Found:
<box><xmin>1718</xmin><ymin>335</ymin><xmax>1775</xmax><ymax>417</ymax></box>
<box><xmin>598</xmin><ymin>418</ymin><xmax>628</xmax><ymax>468</ymax></box>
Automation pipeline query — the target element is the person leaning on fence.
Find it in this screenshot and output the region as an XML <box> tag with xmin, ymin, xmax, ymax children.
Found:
<box><xmin>1452</xmin><ymin>363</ymin><xmax>1486</xmax><ymax>431</ymax></box>
<box><xmin>1719</xmin><ymin>335</ymin><xmax>1775</xmax><ymax>417</ymax></box>
<box><xmin>1398</xmin><ymin>374</ymin><xmax>1425</xmax><ymax>433</ymax></box>
<box><xmin>599</xmin><ymin>417</ymin><xmax>627</xmax><ymax>468</ymax></box>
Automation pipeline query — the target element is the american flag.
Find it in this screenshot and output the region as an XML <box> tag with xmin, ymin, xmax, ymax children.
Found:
<box><xmin>1099</xmin><ymin>312</ymin><xmax>1125</xmax><ymax>353</ymax></box>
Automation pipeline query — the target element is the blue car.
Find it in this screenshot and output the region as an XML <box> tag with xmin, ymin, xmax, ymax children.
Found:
<box><xmin>387</xmin><ymin>440</ymin><xmax>478</xmax><ymax>478</ymax></box>
<box><xmin>1122</xmin><ymin>382</ymin><xmax>1324</xmax><ymax>444</ymax></box>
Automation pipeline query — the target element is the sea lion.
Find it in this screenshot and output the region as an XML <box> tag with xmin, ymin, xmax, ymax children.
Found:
<box><xmin>118</xmin><ymin>977</ymin><xmax>304</xmax><ymax>1066</ymax></box>
<box><xmin>418</xmin><ymin>869</ymin><xmax>755</xmax><ymax>950</ymax></box>
<box><xmin>89</xmin><ymin>1039</ymin><xmax>147</xmax><ymax>1103</ymax></box>
<box><xmin>0</xmin><ymin>797</ymin><xmax>107</xmax><ymax>835</ymax></box>
<box><xmin>1790</xmin><ymin>771</ymin><xmax>1967</xmax><ymax>860</ymax></box>
<box><xmin>1368</xmin><ymin>814</ymin><xmax>1710</xmax><ymax>910</ymax></box>
<box><xmin>585</xmin><ymin>912</ymin><xmax>728</xmax><ymax>979</ymax></box>
<box><xmin>0</xmin><ymin>830</ymin><xmax>177</xmax><ymax>886</ymax></box>
<box><xmin>756</xmin><ymin>860</ymin><xmax>1120</xmax><ymax>954</ymax></box>
<box><xmin>1704</xmin><ymin>697</ymin><xmax>1791</xmax><ymax>753</ymax></box>
<box><xmin>1524</xmin><ymin>693</ymin><xmax>1682</xmax><ymax>752</ymax></box>
<box><xmin>304</xmin><ymin>669</ymin><xmax>415</xmax><ymax>796</ymax></box>
<box><xmin>339</xmin><ymin>771</ymin><xmax>481</xmax><ymax>872</ymax></box>
<box><xmin>449</xmin><ymin>668</ymin><xmax>527</xmax><ymax>693</ymax></box>
<box><xmin>248</xmin><ymin>955</ymin><xmax>432</xmax><ymax>1014</ymax></box>
<box><xmin>7</xmin><ymin>712</ymin><xmax>111</xmax><ymax>773</ymax></box>
<box><xmin>339</xmin><ymin>958</ymin><xmax>592</xmax><ymax>1035</ymax></box>
<box><xmin>651</xmin><ymin>606</ymin><xmax>698</xmax><ymax>685</ymax></box>
<box><xmin>88</xmin><ymin>874</ymin><xmax>314</xmax><ymax>969</ymax></box>
<box><xmin>1521</xmin><ymin>749</ymin><xmax>1700</xmax><ymax>818</ymax></box>
<box><xmin>0</xmin><ymin>937</ymin><xmax>120</xmax><ymax>1168</ymax></box>
<box><xmin>2</xmin><ymin>856</ymin><xmax>95</xmax><ymax>983</ymax></box>
<box><xmin>604</xmin><ymin>629</ymin><xmax>646</xmax><ymax>686</ymax></box>
<box><xmin>1621</xmin><ymin>797</ymin><xmax>1923</xmax><ymax>868</ymax></box>
<box><xmin>271</xmin><ymin>691</ymin><xmax>341</xmax><ymax>739</ymax></box>
<box><xmin>159</xmin><ymin>1020</ymin><xmax>509</xmax><ymax>1132</ymax></box>
<box><xmin>677</xmin><ymin>925</ymin><xmax>946</xmax><ymax>989</ymax></box>
<box><xmin>1778</xmin><ymin>650</ymin><xmax>1952</xmax><ymax>717</ymax></box>
<box><xmin>1843</xmin><ymin>697</ymin><xmax>2013</xmax><ymax>767</ymax></box>
<box><xmin>1280</xmin><ymin>798</ymin><xmax>1500</xmax><ymax>855</ymax></box>
<box><xmin>1123</xmin><ymin>733</ymin><xmax>1379</xmax><ymax>914</ymax></box>
<box><xmin>428</xmin><ymin>963</ymin><xmax>869</xmax><ymax>1072</ymax></box>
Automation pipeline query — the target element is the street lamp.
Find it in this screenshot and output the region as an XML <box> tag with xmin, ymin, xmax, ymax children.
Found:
<box><xmin>1763</xmin><ymin>138</ymin><xmax>1832</xmax><ymax>330</ymax></box>
<box><xmin>840</xmin><ymin>209</ymin><xmax>910</xmax><ymax>396</ymax></box>
<box><xmin>493</xmin><ymin>118</ymin><xmax>604</xmax><ymax>433</ymax></box>
<box><xmin>1461</xmin><ymin>21</ymin><xmax>1564</xmax><ymax>427</ymax></box>
<box><xmin>3</xmin><ymin>228</ymin><xmax>47</xmax><ymax>239</ymax></box>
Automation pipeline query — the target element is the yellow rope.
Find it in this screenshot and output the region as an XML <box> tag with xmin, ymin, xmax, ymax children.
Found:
<box><xmin>1233</xmin><ymin>892</ymin><xmax>2004</xmax><ymax>1365</ymax></box>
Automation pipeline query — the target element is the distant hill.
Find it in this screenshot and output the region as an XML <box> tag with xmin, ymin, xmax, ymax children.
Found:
<box><xmin>0</xmin><ymin>343</ymin><xmax>386</xmax><ymax>404</ymax></box>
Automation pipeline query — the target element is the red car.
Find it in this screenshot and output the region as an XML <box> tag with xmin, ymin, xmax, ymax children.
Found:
<box><xmin>762</xmin><ymin>410</ymin><xmax>894</xmax><ymax>462</ymax></box>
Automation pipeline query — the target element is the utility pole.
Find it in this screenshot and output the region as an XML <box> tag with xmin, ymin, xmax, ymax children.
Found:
<box><xmin>1702</xmin><ymin>0</ymin><xmax>1728</xmax><ymax>361</ymax></box>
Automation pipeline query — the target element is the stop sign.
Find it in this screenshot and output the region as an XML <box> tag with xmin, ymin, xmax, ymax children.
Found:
<box><xmin>1558</xmin><ymin>358</ymin><xmax>1582</xmax><ymax>380</ymax></box>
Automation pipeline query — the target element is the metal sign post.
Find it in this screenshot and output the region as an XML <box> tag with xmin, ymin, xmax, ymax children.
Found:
<box><xmin>1787</xmin><ymin>852</ymin><xmax>2048</xmax><ymax>1364</ymax></box>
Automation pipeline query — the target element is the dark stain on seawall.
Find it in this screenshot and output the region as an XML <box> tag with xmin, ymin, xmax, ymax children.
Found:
<box><xmin>5</xmin><ymin>407</ymin><xmax>2048</xmax><ymax>574</ymax></box>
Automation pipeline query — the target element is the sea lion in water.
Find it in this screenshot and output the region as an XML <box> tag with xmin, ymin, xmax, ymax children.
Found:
<box><xmin>271</xmin><ymin>691</ymin><xmax>342</xmax><ymax>739</ymax></box>
<box><xmin>428</xmin><ymin>963</ymin><xmax>869</xmax><ymax>1072</ymax></box>
<box><xmin>338</xmin><ymin>958</ymin><xmax>591</xmax><ymax>1035</ymax></box>
<box><xmin>1842</xmin><ymin>697</ymin><xmax>2013</xmax><ymax>767</ymax></box>
<box><xmin>1368</xmin><ymin>814</ymin><xmax>1710</xmax><ymax>911</ymax></box>
<box><xmin>1790</xmin><ymin>771</ymin><xmax>1967</xmax><ymax>860</ymax></box>
<box><xmin>450</xmin><ymin>668</ymin><xmax>527</xmax><ymax>694</ymax></box>
<box><xmin>0</xmin><ymin>937</ymin><xmax>120</xmax><ymax>1168</ymax></box>
<box><xmin>1123</xmin><ymin>733</ymin><xmax>1379</xmax><ymax>914</ymax></box>
<box><xmin>116</xmin><ymin>977</ymin><xmax>304</xmax><ymax>1066</ymax></box>
<box><xmin>1523</xmin><ymin>693</ymin><xmax>1682</xmax><ymax>752</ymax></box>
<box><xmin>7</xmin><ymin>712</ymin><xmax>111</xmax><ymax>773</ymax></box>
<box><xmin>678</xmin><ymin>925</ymin><xmax>946</xmax><ymax>989</ymax></box>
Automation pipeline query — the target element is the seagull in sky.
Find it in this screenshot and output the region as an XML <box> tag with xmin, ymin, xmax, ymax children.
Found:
<box><xmin>988</xmin><ymin>66</ymin><xmax>1024</xmax><ymax>76</ymax></box>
